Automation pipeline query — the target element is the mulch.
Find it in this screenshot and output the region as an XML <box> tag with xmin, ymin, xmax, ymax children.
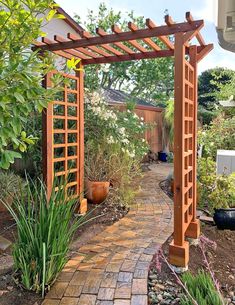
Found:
<box><xmin>149</xmin><ymin>223</ymin><xmax>235</xmax><ymax>303</ymax></box>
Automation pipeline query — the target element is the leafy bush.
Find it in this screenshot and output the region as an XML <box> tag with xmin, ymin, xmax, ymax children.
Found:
<box><xmin>180</xmin><ymin>270</ymin><xmax>223</xmax><ymax>305</ymax></box>
<box><xmin>198</xmin><ymin>115</ymin><xmax>235</xmax><ymax>160</ymax></box>
<box><xmin>197</xmin><ymin>158</ymin><xmax>235</xmax><ymax>210</ymax></box>
<box><xmin>84</xmin><ymin>92</ymin><xmax>149</xmax><ymax>205</ymax></box>
<box><xmin>3</xmin><ymin>179</ymin><xmax>87</xmax><ymax>296</ymax></box>
<box><xmin>197</xmin><ymin>157</ymin><xmax>216</xmax><ymax>209</ymax></box>
<box><xmin>208</xmin><ymin>173</ymin><xmax>235</xmax><ymax>209</ymax></box>
<box><xmin>0</xmin><ymin>171</ymin><xmax>25</xmax><ymax>204</ymax></box>
<box><xmin>85</xmin><ymin>92</ymin><xmax>149</xmax><ymax>159</ymax></box>
<box><xmin>0</xmin><ymin>0</ymin><xmax>68</xmax><ymax>169</ymax></box>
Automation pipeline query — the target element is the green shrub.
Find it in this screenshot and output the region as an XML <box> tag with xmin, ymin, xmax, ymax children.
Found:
<box><xmin>197</xmin><ymin>157</ymin><xmax>216</xmax><ymax>209</ymax></box>
<box><xmin>198</xmin><ymin>115</ymin><xmax>235</xmax><ymax>160</ymax></box>
<box><xmin>85</xmin><ymin>91</ymin><xmax>149</xmax><ymax>159</ymax></box>
<box><xmin>197</xmin><ymin>158</ymin><xmax>235</xmax><ymax>210</ymax></box>
<box><xmin>0</xmin><ymin>171</ymin><xmax>25</xmax><ymax>203</ymax></box>
<box><xmin>84</xmin><ymin>92</ymin><xmax>149</xmax><ymax>206</ymax></box>
<box><xmin>3</xmin><ymin>179</ymin><xmax>87</xmax><ymax>296</ymax></box>
<box><xmin>0</xmin><ymin>0</ymin><xmax>67</xmax><ymax>169</ymax></box>
<box><xmin>180</xmin><ymin>270</ymin><xmax>223</xmax><ymax>305</ymax></box>
<box><xmin>208</xmin><ymin>173</ymin><xmax>235</xmax><ymax>209</ymax></box>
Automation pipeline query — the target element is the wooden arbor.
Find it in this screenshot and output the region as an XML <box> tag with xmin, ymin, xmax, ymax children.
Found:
<box><xmin>35</xmin><ymin>12</ymin><xmax>213</xmax><ymax>267</ymax></box>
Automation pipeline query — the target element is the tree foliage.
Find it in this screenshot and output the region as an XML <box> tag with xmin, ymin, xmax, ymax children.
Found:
<box><xmin>0</xmin><ymin>0</ymin><xmax>66</xmax><ymax>169</ymax></box>
<box><xmin>74</xmin><ymin>3</ymin><xmax>174</xmax><ymax>103</ymax></box>
<box><xmin>198</xmin><ymin>67</ymin><xmax>235</xmax><ymax>109</ymax></box>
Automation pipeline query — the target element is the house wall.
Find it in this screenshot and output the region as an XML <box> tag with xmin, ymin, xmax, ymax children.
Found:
<box><xmin>41</xmin><ymin>12</ymin><xmax>79</xmax><ymax>39</ymax></box>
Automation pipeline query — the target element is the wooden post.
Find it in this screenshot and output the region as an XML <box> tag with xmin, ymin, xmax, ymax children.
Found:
<box><xmin>169</xmin><ymin>33</ymin><xmax>189</xmax><ymax>268</ymax></box>
<box><xmin>76</xmin><ymin>63</ymin><xmax>87</xmax><ymax>214</ymax></box>
<box><xmin>42</xmin><ymin>73</ymin><xmax>53</xmax><ymax>200</ymax></box>
<box><xmin>185</xmin><ymin>45</ymin><xmax>200</xmax><ymax>239</ymax></box>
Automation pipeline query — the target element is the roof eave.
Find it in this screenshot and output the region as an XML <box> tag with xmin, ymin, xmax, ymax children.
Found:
<box><xmin>56</xmin><ymin>7</ymin><xmax>84</xmax><ymax>34</ymax></box>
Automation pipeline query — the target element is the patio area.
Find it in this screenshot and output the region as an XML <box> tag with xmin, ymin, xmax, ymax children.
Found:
<box><xmin>43</xmin><ymin>164</ymin><xmax>173</xmax><ymax>305</ymax></box>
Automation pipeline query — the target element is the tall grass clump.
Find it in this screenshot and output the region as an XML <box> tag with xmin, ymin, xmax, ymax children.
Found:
<box><xmin>2</xmin><ymin>179</ymin><xmax>87</xmax><ymax>297</ymax></box>
<box><xmin>180</xmin><ymin>270</ymin><xmax>224</xmax><ymax>305</ymax></box>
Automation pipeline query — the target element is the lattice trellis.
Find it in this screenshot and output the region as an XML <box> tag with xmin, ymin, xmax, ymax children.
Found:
<box><xmin>43</xmin><ymin>70</ymin><xmax>83</xmax><ymax>199</ymax></box>
<box><xmin>183</xmin><ymin>60</ymin><xmax>195</xmax><ymax>227</ymax></box>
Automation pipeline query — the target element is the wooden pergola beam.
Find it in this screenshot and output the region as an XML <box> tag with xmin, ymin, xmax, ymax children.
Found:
<box><xmin>54</xmin><ymin>35</ymin><xmax>100</xmax><ymax>58</ymax></box>
<box><xmin>128</xmin><ymin>22</ymin><xmax>161</xmax><ymax>51</ymax></box>
<box><xmin>197</xmin><ymin>43</ymin><xmax>214</xmax><ymax>62</ymax></box>
<box><xmin>186</xmin><ymin>12</ymin><xmax>205</xmax><ymax>46</ymax></box>
<box><xmin>112</xmin><ymin>24</ymin><xmax>149</xmax><ymax>53</ymax></box>
<box><xmin>83</xmin><ymin>49</ymin><xmax>174</xmax><ymax>65</ymax></box>
<box><xmin>183</xmin><ymin>20</ymin><xmax>204</xmax><ymax>45</ymax></box>
<box><xmin>81</xmin><ymin>30</ymin><xmax>120</xmax><ymax>57</ymax></box>
<box><xmin>80</xmin><ymin>44</ymin><xmax>208</xmax><ymax>65</ymax></box>
<box><xmin>42</xmin><ymin>37</ymin><xmax>89</xmax><ymax>60</ymax></box>
<box><xmin>67</xmin><ymin>33</ymin><xmax>112</xmax><ymax>58</ymax></box>
<box><xmin>96</xmin><ymin>28</ymin><xmax>124</xmax><ymax>56</ymax></box>
<box><xmin>34</xmin><ymin>19</ymin><xmax>204</xmax><ymax>52</ymax></box>
<box><xmin>165</xmin><ymin>15</ymin><xmax>175</xmax><ymax>26</ymax></box>
<box><xmin>146</xmin><ymin>18</ymin><xmax>174</xmax><ymax>50</ymax></box>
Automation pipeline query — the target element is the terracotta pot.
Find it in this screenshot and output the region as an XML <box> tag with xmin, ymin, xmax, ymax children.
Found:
<box><xmin>85</xmin><ymin>180</ymin><xmax>110</xmax><ymax>204</ymax></box>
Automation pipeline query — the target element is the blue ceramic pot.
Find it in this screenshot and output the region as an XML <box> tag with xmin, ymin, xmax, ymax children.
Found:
<box><xmin>213</xmin><ymin>208</ymin><xmax>235</xmax><ymax>230</ymax></box>
<box><xmin>158</xmin><ymin>151</ymin><xmax>167</xmax><ymax>162</ymax></box>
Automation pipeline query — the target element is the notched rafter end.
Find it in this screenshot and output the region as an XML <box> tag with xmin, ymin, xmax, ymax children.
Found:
<box><xmin>96</xmin><ymin>27</ymin><xmax>106</xmax><ymax>36</ymax></box>
<box><xmin>111</xmin><ymin>24</ymin><xmax>121</xmax><ymax>34</ymax></box>
<box><xmin>165</xmin><ymin>14</ymin><xmax>175</xmax><ymax>26</ymax></box>
<box><xmin>186</xmin><ymin>12</ymin><xmax>193</xmax><ymax>23</ymax></box>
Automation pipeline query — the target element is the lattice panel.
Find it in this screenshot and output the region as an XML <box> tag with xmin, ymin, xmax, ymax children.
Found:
<box><xmin>44</xmin><ymin>71</ymin><xmax>81</xmax><ymax>198</ymax></box>
<box><xmin>183</xmin><ymin>60</ymin><xmax>195</xmax><ymax>231</ymax></box>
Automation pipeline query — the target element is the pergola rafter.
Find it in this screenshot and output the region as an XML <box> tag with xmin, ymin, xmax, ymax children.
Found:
<box><xmin>34</xmin><ymin>14</ymin><xmax>212</xmax><ymax>67</ymax></box>
<box><xmin>36</xmin><ymin>12</ymin><xmax>213</xmax><ymax>268</ymax></box>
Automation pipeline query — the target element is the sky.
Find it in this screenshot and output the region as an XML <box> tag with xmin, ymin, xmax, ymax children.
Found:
<box><xmin>56</xmin><ymin>0</ymin><xmax>235</xmax><ymax>74</ymax></box>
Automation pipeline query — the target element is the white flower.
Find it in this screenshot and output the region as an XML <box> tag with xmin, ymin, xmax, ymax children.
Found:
<box><xmin>107</xmin><ymin>136</ymin><xmax>115</xmax><ymax>144</ymax></box>
<box><xmin>140</xmin><ymin>122</ymin><xmax>144</xmax><ymax>126</ymax></box>
<box><xmin>124</xmin><ymin>118</ymin><xmax>128</xmax><ymax>121</ymax></box>
<box><xmin>142</xmin><ymin>138</ymin><xmax>146</xmax><ymax>142</ymax></box>
<box><xmin>128</xmin><ymin>152</ymin><xmax>135</xmax><ymax>158</ymax></box>
<box><xmin>101</xmin><ymin>64</ymin><xmax>111</xmax><ymax>73</ymax></box>
<box><xmin>133</xmin><ymin>113</ymin><xmax>138</xmax><ymax>119</ymax></box>
<box><xmin>119</xmin><ymin>127</ymin><xmax>126</xmax><ymax>135</ymax></box>
<box><xmin>122</xmin><ymin>138</ymin><xmax>129</xmax><ymax>144</ymax></box>
<box><xmin>141</xmin><ymin>117</ymin><xmax>144</xmax><ymax>121</ymax></box>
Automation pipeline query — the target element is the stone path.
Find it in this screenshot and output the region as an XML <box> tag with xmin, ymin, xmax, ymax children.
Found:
<box><xmin>43</xmin><ymin>164</ymin><xmax>173</xmax><ymax>305</ymax></box>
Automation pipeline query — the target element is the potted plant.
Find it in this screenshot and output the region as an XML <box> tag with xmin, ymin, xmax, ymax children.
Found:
<box><xmin>85</xmin><ymin>142</ymin><xmax>112</xmax><ymax>205</ymax></box>
<box><xmin>210</xmin><ymin>173</ymin><xmax>235</xmax><ymax>230</ymax></box>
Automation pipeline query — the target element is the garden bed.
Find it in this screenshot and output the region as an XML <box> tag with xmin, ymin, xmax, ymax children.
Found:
<box><xmin>148</xmin><ymin>224</ymin><xmax>235</xmax><ymax>304</ymax></box>
<box><xmin>0</xmin><ymin>200</ymin><xmax>128</xmax><ymax>305</ymax></box>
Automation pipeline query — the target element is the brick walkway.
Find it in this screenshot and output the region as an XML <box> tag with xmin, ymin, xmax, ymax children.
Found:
<box><xmin>43</xmin><ymin>164</ymin><xmax>173</xmax><ymax>305</ymax></box>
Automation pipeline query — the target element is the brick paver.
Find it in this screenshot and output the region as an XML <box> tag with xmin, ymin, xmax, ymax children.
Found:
<box><xmin>43</xmin><ymin>165</ymin><xmax>173</xmax><ymax>305</ymax></box>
